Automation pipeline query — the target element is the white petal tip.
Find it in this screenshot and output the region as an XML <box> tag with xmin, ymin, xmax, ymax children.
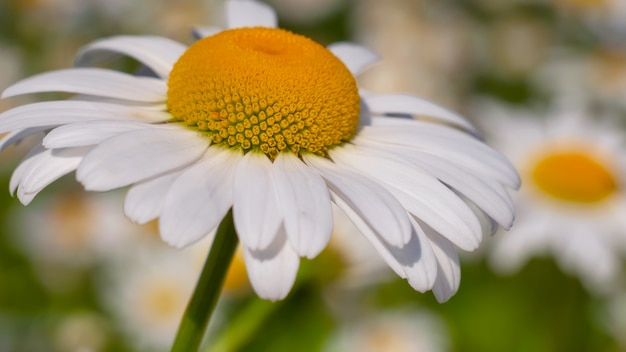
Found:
<box><xmin>227</xmin><ymin>0</ymin><xmax>278</xmax><ymax>29</ymax></box>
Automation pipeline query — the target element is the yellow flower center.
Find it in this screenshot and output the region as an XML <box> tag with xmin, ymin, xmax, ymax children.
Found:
<box><xmin>167</xmin><ymin>27</ymin><xmax>360</xmax><ymax>158</ymax></box>
<box><xmin>530</xmin><ymin>149</ymin><xmax>618</xmax><ymax>204</ymax></box>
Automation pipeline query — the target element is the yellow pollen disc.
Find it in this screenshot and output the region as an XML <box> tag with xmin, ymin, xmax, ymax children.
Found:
<box><xmin>167</xmin><ymin>27</ymin><xmax>360</xmax><ymax>158</ymax></box>
<box><xmin>531</xmin><ymin>150</ymin><xmax>618</xmax><ymax>204</ymax></box>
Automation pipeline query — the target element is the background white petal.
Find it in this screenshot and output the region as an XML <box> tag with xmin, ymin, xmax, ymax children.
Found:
<box><xmin>273</xmin><ymin>153</ymin><xmax>333</xmax><ymax>259</ymax></box>
<box><xmin>328</xmin><ymin>43</ymin><xmax>380</xmax><ymax>76</ymax></box>
<box><xmin>227</xmin><ymin>0</ymin><xmax>278</xmax><ymax>28</ymax></box>
<box><xmin>192</xmin><ymin>26</ymin><xmax>222</xmax><ymax>39</ymax></box>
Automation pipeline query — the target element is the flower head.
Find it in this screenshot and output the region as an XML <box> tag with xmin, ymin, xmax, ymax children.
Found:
<box><xmin>478</xmin><ymin>99</ymin><xmax>626</xmax><ymax>294</ymax></box>
<box><xmin>0</xmin><ymin>0</ymin><xmax>518</xmax><ymax>302</ymax></box>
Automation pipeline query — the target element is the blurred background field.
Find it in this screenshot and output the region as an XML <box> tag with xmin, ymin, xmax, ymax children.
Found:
<box><xmin>1</xmin><ymin>0</ymin><xmax>626</xmax><ymax>351</ymax></box>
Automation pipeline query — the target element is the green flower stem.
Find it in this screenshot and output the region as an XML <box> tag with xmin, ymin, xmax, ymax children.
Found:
<box><xmin>171</xmin><ymin>209</ymin><xmax>239</xmax><ymax>352</ymax></box>
<box><xmin>205</xmin><ymin>298</ymin><xmax>278</xmax><ymax>352</ymax></box>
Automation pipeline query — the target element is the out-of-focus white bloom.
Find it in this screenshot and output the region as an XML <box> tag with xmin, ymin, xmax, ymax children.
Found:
<box><xmin>53</xmin><ymin>313</ymin><xmax>109</xmax><ymax>352</ymax></box>
<box><xmin>537</xmin><ymin>47</ymin><xmax>626</xmax><ymax>110</ymax></box>
<box><xmin>100</xmin><ymin>238</ymin><xmax>207</xmax><ymax>351</ymax></box>
<box><xmin>606</xmin><ymin>289</ymin><xmax>626</xmax><ymax>348</ymax></box>
<box><xmin>0</xmin><ymin>45</ymin><xmax>23</xmax><ymax>112</ymax></box>
<box><xmin>551</xmin><ymin>0</ymin><xmax>626</xmax><ymax>37</ymax></box>
<box><xmin>486</xmin><ymin>14</ymin><xmax>552</xmax><ymax>77</ymax></box>
<box><xmin>264</xmin><ymin>0</ymin><xmax>346</xmax><ymax>24</ymax></box>
<box><xmin>477</xmin><ymin>99</ymin><xmax>626</xmax><ymax>294</ymax></box>
<box><xmin>13</xmin><ymin>0</ymin><xmax>217</xmax><ymax>42</ymax></box>
<box><xmin>353</xmin><ymin>0</ymin><xmax>473</xmax><ymax>109</ymax></box>
<box><xmin>325</xmin><ymin>308</ymin><xmax>450</xmax><ymax>352</ymax></box>
<box><xmin>11</xmin><ymin>191</ymin><xmax>152</xmax><ymax>268</ymax></box>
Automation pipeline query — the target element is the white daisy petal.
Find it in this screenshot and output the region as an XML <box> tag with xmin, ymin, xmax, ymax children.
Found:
<box><xmin>404</xmin><ymin>218</ymin><xmax>438</xmax><ymax>292</ymax></box>
<box><xmin>243</xmin><ymin>227</ymin><xmax>300</xmax><ymax>301</ymax></box>
<box><xmin>330</xmin><ymin>145</ymin><xmax>481</xmax><ymax>251</ymax></box>
<box><xmin>328</xmin><ymin>43</ymin><xmax>379</xmax><ymax>76</ymax></box>
<box><xmin>160</xmin><ymin>148</ymin><xmax>240</xmax><ymax>248</ymax></box>
<box><xmin>192</xmin><ymin>26</ymin><xmax>222</xmax><ymax>40</ymax></box>
<box><xmin>0</xmin><ymin>127</ymin><xmax>46</xmax><ymax>151</ymax></box>
<box><xmin>74</xmin><ymin>36</ymin><xmax>186</xmax><ymax>79</ymax></box>
<box><xmin>18</xmin><ymin>147</ymin><xmax>90</xmax><ymax>205</ymax></box>
<box><xmin>1</xmin><ymin>68</ymin><xmax>167</xmax><ymax>102</ymax></box>
<box><xmin>0</xmin><ymin>101</ymin><xmax>169</xmax><ymax>134</ymax></box>
<box><xmin>407</xmin><ymin>151</ymin><xmax>514</xmax><ymax>229</ymax></box>
<box><xmin>44</xmin><ymin>120</ymin><xmax>152</xmax><ymax>148</ymax></box>
<box><xmin>363</xmin><ymin>120</ymin><xmax>520</xmax><ymax>189</ymax></box>
<box><xmin>124</xmin><ymin>170</ymin><xmax>184</xmax><ymax>224</ymax></box>
<box><xmin>77</xmin><ymin>127</ymin><xmax>208</xmax><ymax>191</ymax></box>
<box><xmin>365</xmin><ymin>94</ymin><xmax>477</xmax><ymax>134</ymax></box>
<box><xmin>330</xmin><ymin>193</ymin><xmax>406</xmax><ymax>278</ymax></box>
<box><xmin>354</xmin><ymin>137</ymin><xmax>514</xmax><ymax>229</ymax></box>
<box><xmin>10</xmin><ymin>144</ymin><xmax>45</xmax><ymax>196</ymax></box>
<box><xmin>331</xmin><ymin>191</ymin><xmax>437</xmax><ymax>290</ymax></box>
<box><xmin>233</xmin><ymin>152</ymin><xmax>282</xmax><ymax>251</ymax></box>
<box><xmin>422</xmin><ymin>222</ymin><xmax>460</xmax><ymax>303</ymax></box>
<box><xmin>304</xmin><ymin>154</ymin><xmax>412</xmax><ymax>248</ymax></box>
<box><xmin>273</xmin><ymin>152</ymin><xmax>333</xmax><ymax>259</ymax></box>
<box><xmin>227</xmin><ymin>0</ymin><xmax>278</xmax><ymax>29</ymax></box>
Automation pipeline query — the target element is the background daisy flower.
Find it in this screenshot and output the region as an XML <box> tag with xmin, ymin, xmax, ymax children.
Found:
<box><xmin>324</xmin><ymin>308</ymin><xmax>450</xmax><ymax>352</ymax></box>
<box><xmin>100</xmin><ymin>241</ymin><xmax>204</xmax><ymax>350</ymax></box>
<box><xmin>476</xmin><ymin>98</ymin><xmax>626</xmax><ymax>294</ymax></box>
<box><xmin>0</xmin><ymin>0</ymin><xmax>518</xmax><ymax>306</ymax></box>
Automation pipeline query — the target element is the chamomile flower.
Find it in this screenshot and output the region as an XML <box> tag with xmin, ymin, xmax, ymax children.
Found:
<box><xmin>0</xmin><ymin>0</ymin><xmax>518</xmax><ymax>302</ymax></box>
<box><xmin>101</xmin><ymin>245</ymin><xmax>202</xmax><ymax>350</ymax></box>
<box><xmin>325</xmin><ymin>308</ymin><xmax>450</xmax><ymax>352</ymax></box>
<box><xmin>551</xmin><ymin>0</ymin><xmax>626</xmax><ymax>37</ymax></box>
<box><xmin>478</xmin><ymin>99</ymin><xmax>626</xmax><ymax>293</ymax></box>
<box><xmin>537</xmin><ymin>47</ymin><xmax>626</xmax><ymax>110</ymax></box>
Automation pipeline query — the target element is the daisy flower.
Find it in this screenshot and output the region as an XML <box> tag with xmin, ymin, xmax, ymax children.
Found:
<box><xmin>10</xmin><ymin>191</ymin><xmax>150</xmax><ymax>268</ymax></box>
<box><xmin>101</xmin><ymin>245</ymin><xmax>203</xmax><ymax>350</ymax></box>
<box><xmin>478</xmin><ymin>99</ymin><xmax>626</xmax><ymax>294</ymax></box>
<box><xmin>354</xmin><ymin>0</ymin><xmax>472</xmax><ymax>108</ymax></box>
<box><xmin>551</xmin><ymin>0</ymin><xmax>626</xmax><ymax>37</ymax></box>
<box><xmin>325</xmin><ymin>308</ymin><xmax>450</xmax><ymax>352</ymax></box>
<box><xmin>0</xmin><ymin>0</ymin><xmax>518</xmax><ymax>302</ymax></box>
<box><xmin>537</xmin><ymin>47</ymin><xmax>626</xmax><ymax>111</ymax></box>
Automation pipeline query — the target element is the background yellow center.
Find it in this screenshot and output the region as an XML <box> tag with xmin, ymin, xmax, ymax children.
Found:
<box><xmin>531</xmin><ymin>151</ymin><xmax>618</xmax><ymax>204</ymax></box>
<box><xmin>167</xmin><ymin>27</ymin><xmax>360</xmax><ymax>158</ymax></box>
